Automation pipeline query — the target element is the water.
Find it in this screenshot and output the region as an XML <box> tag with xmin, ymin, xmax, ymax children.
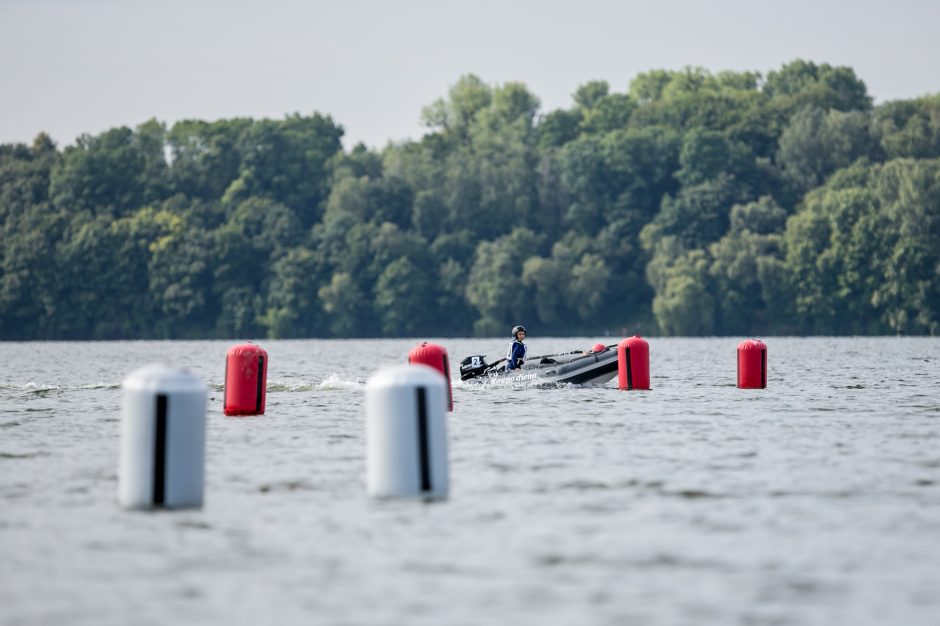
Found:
<box><xmin>1</xmin><ymin>337</ymin><xmax>938</xmax><ymax>626</ymax></box>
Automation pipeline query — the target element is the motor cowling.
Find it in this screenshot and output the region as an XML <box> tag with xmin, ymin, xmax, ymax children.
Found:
<box><xmin>459</xmin><ymin>355</ymin><xmax>489</xmax><ymax>381</ymax></box>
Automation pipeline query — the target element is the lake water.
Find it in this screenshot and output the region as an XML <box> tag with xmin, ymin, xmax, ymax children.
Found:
<box><xmin>1</xmin><ymin>337</ymin><xmax>938</xmax><ymax>625</ymax></box>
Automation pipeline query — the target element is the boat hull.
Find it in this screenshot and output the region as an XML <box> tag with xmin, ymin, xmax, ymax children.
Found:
<box><xmin>465</xmin><ymin>349</ymin><xmax>619</xmax><ymax>387</ymax></box>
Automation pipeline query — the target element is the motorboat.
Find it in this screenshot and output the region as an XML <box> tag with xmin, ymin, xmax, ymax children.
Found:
<box><xmin>458</xmin><ymin>344</ymin><xmax>619</xmax><ymax>387</ymax></box>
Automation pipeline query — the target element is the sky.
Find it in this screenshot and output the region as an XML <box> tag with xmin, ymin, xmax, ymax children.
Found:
<box><xmin>2</xmin><ymin>0</ymin><xmax>939</xmax><ymax>150</ymax></box>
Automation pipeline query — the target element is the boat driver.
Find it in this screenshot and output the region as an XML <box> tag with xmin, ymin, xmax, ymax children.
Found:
<box><xmin>507</xmin><ymin>325</ymin><xmax>527</xmax><ymax>370</ymax></box>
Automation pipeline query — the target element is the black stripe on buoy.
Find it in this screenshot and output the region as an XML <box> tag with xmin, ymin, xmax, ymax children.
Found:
<box><xmin>625</xmin><ymin>347</ymin><xmax>633</xmax><ymax>390</ymax></box>
<box><xmin>256</xmin><ymin>356</ymin><xmax>265</xmax><ymax>412</ymax></box>
<box><xmin>415</xmin><ymin>387</ymin><xmax>432</xmax><ymax>492</ymax></box>
<box><xmin>153</xmin><ymin>394</ymin><xmax>168</xmax><ymax>506</ymax></box>
<box><xmin>761</xmin><ymin>348</ymin><xmax>767</xmax><ymax>389</ymax></box>
<box><xmin>441</xmin><ymin>354</ymin><xmax>452</xmax><ymax>407</ymax></box>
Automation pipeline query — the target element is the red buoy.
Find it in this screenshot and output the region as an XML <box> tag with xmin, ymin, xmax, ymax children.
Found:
<box><xmin>591</xmin><ymin>343</ymin><xmax>607</xmax><ymax>353</ymax></box>
<box><xmin>223</xmin><ymin>343</ymin><xmax>268</xmax><ymax>416</ymax></box>
<box><xmin>408</xmin><ymin>342</ymin><xmax>453</xmax><ymax>412</ymax></box>
<box><xmin>737</xmin><ymin>339</ymin><xmax>767</xmax><ymax>389</ymax></box>
<box><xmin>617</xmin><ymin>336</ymin><xmax>650</xmax><ymax>390</ymax></box>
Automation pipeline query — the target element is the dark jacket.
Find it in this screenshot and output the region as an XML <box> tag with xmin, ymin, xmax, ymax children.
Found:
<box><xmin>506</xmin><ymin>340</ymin><xmax>527</xmax><ymax>370</ymax></box>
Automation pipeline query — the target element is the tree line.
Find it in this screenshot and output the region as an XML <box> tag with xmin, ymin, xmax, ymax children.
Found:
<box><xmin>1</xmin><ymin>60</ymin><xmax>938</xmax><ymax>339</ymax></box>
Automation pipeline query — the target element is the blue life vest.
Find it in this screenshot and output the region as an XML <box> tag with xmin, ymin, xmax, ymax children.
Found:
<box><xmin>507</xmin><ymin>340</ymin><xmax>527</xmax><ymax>370</ymax></box>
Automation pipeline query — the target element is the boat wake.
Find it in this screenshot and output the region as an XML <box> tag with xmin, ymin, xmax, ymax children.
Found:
<box><xmin>211</xmin><ymin>373</ymin><xmax>365</xmax><ymax>392</ymax></box>
<box><xmin>0</xmin><ymin>382</ymin><xmax>120</xmax><ymax>395</ymax></box>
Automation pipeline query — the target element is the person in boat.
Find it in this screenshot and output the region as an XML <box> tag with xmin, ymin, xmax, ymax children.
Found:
<box><xmin>506</xmin><ymin>325</ymin><xmax>527</xmax><ymax>370</ymax></box>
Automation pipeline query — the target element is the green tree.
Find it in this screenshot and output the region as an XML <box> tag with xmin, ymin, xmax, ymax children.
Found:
<box><xmin>650</xmin><ymin>249</ymin><xmax>716</xmax><ymax>335</ymax></box>
<box><xmin>782</xmin><ymin>163</ymin><xmax>883</xmax><ymax>333</ymax></box>
<box><xmin>465</xmin><ymin>228</ymin><xmax>542</xmax><ymax>335</ymax></box>
<box><xmin>764</xmin><ymin>60</ymin><xmax>872</xmax><ymax>112</ymax></box>
<box><xmin>537</xmin><ymin>109</ymin><xmax>581</xmax><ymax>149</ymax></box>
<box><xmin>675</xmin><ymin>128</ymin><xmax>757</xmax><ymax>188</ymax></box>
<box><xmin>51</xmin><ymin>122</ymin><xmax>169</xmax><ymax>217</ymax></box>
<box><xmin>652</xmin><ymin>174</ymin><xmax>741</xmax><ymax>249</ymax></box>
<box><xmin>147</xmin><ymin>221</ymin><xmax>216</xmax><ymax>337</ymax></box>
<box><xmin>0</xmin><ymin>134</ymin><xmax>59</xmax><ymax>225</ymax></box>
<box><xmin>319</xmin><ymin>272</ymin><xmax>369</xmax><ymax>336</ymax></box>
<box><xmin>777</xmin><ymin>107</ymin><xmax>879</xmax><ymax>195</ymax></box>
<box><xmin>421</xmin><ymin>74</ymin><xmax>493</xmax><ymax>142</ymax></box>
<box><xmin>869</xmin><ymin>159</ymin><xmax>940</xmax><ymax>333</ymax></box>
<box><xmin>568</xmin><ymin>253</ymin><xmax>610</xmax><ymax>320</ymax></box>
<box><xmin>167</xmin><ymin>118</ymin><xmax>250</xmax><ymax>200</ymax></box>
<box><xmin>708</xmin><ymin>198</ymin><xmax>788</xmax><ymax>334</ymax></box>
<box><xmin>374</xmin><ymin>257</ymin><xmax>435</xmax><ymax>336</ymax></box>
<box><xmin>521</xmin><ymin>255</ymin><xmax>567</xmax><ymax>325</ymax></box>
<box><xmin>2</xmin><ymin>64</ymin><xmax>938</xmax><ymax>341</ymax></box>
<box><xmin>875</xmin><ymin>95</ymin><xmax>940</xmax><ymax>160</ymax></box>
<box><xmin>223</xmin><ymin>114</ymin><xmax>343</xmax><ymax>225</ymax></box>
<box><xmin>261</xmin><ymin>247</ymin><xmax>328</xmax><ymax>338</ymax></box>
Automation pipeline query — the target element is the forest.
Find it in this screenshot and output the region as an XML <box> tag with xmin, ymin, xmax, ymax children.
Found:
<box><xmin>1</xmin><ymin>60</ymin><xmax>938</xmax><ymax>339</ymax></box>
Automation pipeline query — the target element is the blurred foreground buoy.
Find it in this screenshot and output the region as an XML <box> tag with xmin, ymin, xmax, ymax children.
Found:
<box><xmin>618</xmin><ymin>336</ymin><xmax>650</xmax><ymax>390</ymax></box>
<box><xmin>737</xmin><ymin>339</ymin><xmax>767</xmax><ymax>389</ymax></box>
<box><xmin>366</xmin><ymin>364</ymin><xmax>449</xmax><ymax>500</ymax></box>
<box><xmin>119</xmin><ymin>365</ymin><xmax>207</xmax><ymax>510</ymax></box>
<box><xmin>407</xmin><ymin>341</ymin><xmax>453</xmax><ymax>411</ymax></box>
<box><xmin>224</xmin><ymin>342</ymin><xmax>267</xmax><ymax>416</ymax></box>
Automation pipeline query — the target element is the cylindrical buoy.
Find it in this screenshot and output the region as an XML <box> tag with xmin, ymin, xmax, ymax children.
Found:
<box><xmin>119</xmin><ymin>365</ymin><xmax>207</xmax><ymax>510</ymax></box>
<box><xmin>407</xmin><ymin>341</ymin><xmax>453</xmax><ymax>412</ymax></box>
<box><xmin>618</xmin><ymin>336</ymin><xmax>650</xmax><ymax>390</ymax></box>
<box><xmin>737</xmin><ymin>339</ymin><xmax>767</xmax><ymax>389</ymax></box>
<box><xmin>366</xmin><ymin>364</ymin><xmax>449</xmax><ymax>500</ymax></box>
<box><xmin>223</xmin><ymin>342</ymin><xmax>268</xmax><ymax>416</ymax></box>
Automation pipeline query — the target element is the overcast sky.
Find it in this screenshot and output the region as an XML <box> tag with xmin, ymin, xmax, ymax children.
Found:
<box><xmin>2</xmin><ymin>0</ymin><xmax>939</xmax><ymax>150</ymax></box>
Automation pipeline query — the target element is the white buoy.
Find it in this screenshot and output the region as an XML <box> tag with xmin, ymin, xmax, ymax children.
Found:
<box><xmin>366</xmin><ymin>364</ymin><xmax>449</xmax><ymax>500</ymax></box>
<box><xmin>119</xmin><ymin>365</ymin><xmax>207</xmax><ymax>510</ymax></box>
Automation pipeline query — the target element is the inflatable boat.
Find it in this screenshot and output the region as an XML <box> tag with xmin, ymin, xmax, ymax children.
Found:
<box><xmin>459</xmin><ymin>344</ymin><xmax>619</xmax><ymax>387</ymax></box>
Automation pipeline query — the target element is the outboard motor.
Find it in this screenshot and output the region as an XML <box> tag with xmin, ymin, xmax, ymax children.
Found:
<box><xmin>459</xmin><ymin>355</ymin><xmax>489</xmax><ymax>381</ymax></box>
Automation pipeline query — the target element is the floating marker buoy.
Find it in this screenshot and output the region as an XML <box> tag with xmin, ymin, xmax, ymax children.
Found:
<box><xmin>223</xmin><ymin>342</ymin><xmax>267</xmax><ymax>416</ymax></box>
<box><xmin>618</xmin><ymin>336</ymin><xmax>650</xmax><ymax>390</ymax></box>
<box><xmin>119</xmin><ymin>365</ymin><xmax>207</xmax><ymax>510</ymax></box>
<box><xmin>365</xmin><ymin>364</ymin><xmax>449</xmax><ymax>500</ymax></box>
<box><xmin>407</xmin><ymin>341</ymin><xmax>453</xmax><ymax>411</ymax></box>
<box><xmin>737</xmin><ymin>339</ymin><xmax>767</xmax><ymax>389</ymax></box>
<box><xmin>591</xmin><ymin>343</ymin><xmax>607</xmax><ymax>353</ymax></box>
